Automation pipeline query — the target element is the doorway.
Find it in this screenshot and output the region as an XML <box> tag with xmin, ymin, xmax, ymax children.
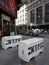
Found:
<box><xmin>3</xmin><ymin>20</ymin><xmax>10</xmax><ymax>36</ymax></box>
<box><xmin>2</xmin><ymin>14</ymin><xmax>10</xmax><ymax>37</ymax></box>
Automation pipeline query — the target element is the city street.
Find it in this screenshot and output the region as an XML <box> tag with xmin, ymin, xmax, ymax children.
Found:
<box><xmin>0</xmin><ymin>34</ymin><xmax>49</xmax><ymax>65</ymax></box>
<box><xmin>0</xmin><ymin>0</ymin><xmax>49</xmax><ymax>65</ymax></box>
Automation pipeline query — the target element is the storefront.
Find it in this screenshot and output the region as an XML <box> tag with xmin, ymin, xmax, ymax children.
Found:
<box><xmin>0</xmin><ymin>0</ymin><xmax>17</xmax><ymax>37</ymax></box>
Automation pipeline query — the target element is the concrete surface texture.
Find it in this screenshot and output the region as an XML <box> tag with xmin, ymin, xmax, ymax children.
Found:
<box><xmin>0</xmin><ymin>34</ymin><xmax>49</xmax><ymax>65</ymax></box>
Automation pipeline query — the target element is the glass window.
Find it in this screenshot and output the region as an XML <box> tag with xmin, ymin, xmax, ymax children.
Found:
<box><xmin>36</xmin><ymin>6</ymin><xmax>42</xmax><ymax>24</ymax></box>
<box><xmin>10</xmin><ymin>18</ymin><xmax>15</xmax><ymax>32</ymax></box>
<box><xmin>45</xmin><ymin>3</ymin><xmax>49</xmax><ymax>23</ymax></box>
<box><xmin>30</xmin><ymin>10</ymin><xmax>35</xmax><ymax>24</ymax></box>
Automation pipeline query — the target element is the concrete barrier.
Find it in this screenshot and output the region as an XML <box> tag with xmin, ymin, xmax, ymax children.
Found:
<box><xmin>18</xmin><ymin>38</ymin><xmax>44</xmax><ymax>62</ymax></box>
<box><xmin>2</xmin><ymin>35</ymin><xmax>22</xmax><ymax>49</ymax></box>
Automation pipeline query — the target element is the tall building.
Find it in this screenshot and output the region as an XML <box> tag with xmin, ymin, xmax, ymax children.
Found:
<box><xmin>26</xmin><ymin>0</ymin><xmax>49</xmax><ymax>29</ymax></box>
<box><xmin>15</xmin><ymin>4</ymin><xmax>28</xmax><ymax>26</ymax></box>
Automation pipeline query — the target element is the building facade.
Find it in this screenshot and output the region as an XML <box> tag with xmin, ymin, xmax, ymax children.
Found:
<box><xmin>15</xmin><ymin>4</ymin><xmax>28</xmax><ymax>26</ymax></box>
<box><xmin>0</xmin><ymin>0</ymin><xmax>17</xmax><ymax>37</ymax></box>
<box><xmin>26</xmin><ymin>0</ymin><xmax>49</xmax><ymax>29</ymax></box>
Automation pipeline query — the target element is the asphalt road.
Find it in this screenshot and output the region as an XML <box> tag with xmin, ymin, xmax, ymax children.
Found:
<box><xmin>0</xmin><ymin>34</ymin><xmax>49</xmax><ymax>65</ymax></box>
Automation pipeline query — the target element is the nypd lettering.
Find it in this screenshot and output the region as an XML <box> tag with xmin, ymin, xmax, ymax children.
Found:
<box><xmin>6</xmin><ymin>38</ymin><xmax>21</xmax><ymax>45</ymax></box>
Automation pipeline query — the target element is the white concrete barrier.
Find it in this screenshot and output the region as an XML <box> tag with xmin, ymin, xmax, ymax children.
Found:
<box><xmin>2</xmin><ymin>35</ymin><xmax>22</xmax><ymax>49</ymax></box>
<box><xmin>18</xmin><ymin>38</ymin><xmax>44</xmax><ymax>62</ymax></box>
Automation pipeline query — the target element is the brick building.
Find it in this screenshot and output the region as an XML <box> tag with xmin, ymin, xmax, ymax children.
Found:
<box><xmin>0</xmin><ymin>0</ymin><xmax>17</xmax><ymax>37</ymax></box>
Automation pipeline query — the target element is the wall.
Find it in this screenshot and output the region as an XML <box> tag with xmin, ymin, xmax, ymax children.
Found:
<box><xmin>0</xmin><ymin>0</ymin><xmax>17</xmax><ymax>18</ymax></box>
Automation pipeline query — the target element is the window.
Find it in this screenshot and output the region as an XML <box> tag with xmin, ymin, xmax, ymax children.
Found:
<box><xmin>45</xmin><ymin>3</ymin><xmax>49</xmax><ymax>23</ymax></box>
<box><xmin>30</xmin><ymin>10</ymin><xmax>35</xmax><ymax>24</ymax></box>
<box><xmin>36</xmin><ymin>6</ymin><xmax>42</xmax><ymax>24</ymax></box>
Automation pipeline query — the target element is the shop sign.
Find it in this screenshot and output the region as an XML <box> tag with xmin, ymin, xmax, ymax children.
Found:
<box><xmin>0</xmin><ymin>0</ymin><xmax>17</xmax><ymax>18</ymax></box>
<box><xmin>9</xmin><ymin>0</ymin><xmax>16</xmax><ymax>11</ymax></box>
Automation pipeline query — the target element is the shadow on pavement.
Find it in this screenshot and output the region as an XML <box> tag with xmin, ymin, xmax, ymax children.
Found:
<box><xmin>20</xmin><ymin>59</ymin><xmax>36</xmax><ymax>65</ymax></box>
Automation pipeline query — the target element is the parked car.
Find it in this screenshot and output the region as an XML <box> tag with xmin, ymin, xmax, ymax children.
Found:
<box><xmin>16</xmin><ymin>26</ymin><xmax>40</xmax><ymax>36</ymax></box>
<box><xmin>29</xmin><ymin>29</ymin><xmax>40</xmax><ymax>36</ymax></box>
<box><xmin>40</xmin><ymin>29</ymin><xmax>45</xmax><ymax>33</ymax></box>
<box><xmin>40</xmin><ymin>29</ymin><xmax>47</xmax><ymax>33</ymax></box>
